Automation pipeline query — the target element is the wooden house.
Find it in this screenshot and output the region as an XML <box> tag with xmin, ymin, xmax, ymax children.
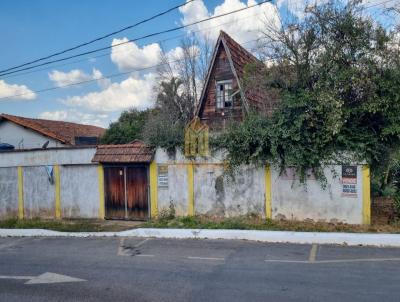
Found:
<box><xmin>196</xmin><ymin>31</ymin><xmax>278</xmax><ymax>130</ymax></box>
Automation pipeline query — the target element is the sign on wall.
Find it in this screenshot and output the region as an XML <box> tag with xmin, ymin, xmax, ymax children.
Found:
<box><xmin>158</xmin><ymin>165</ymin><xmax>168</xmax><ymax>188</ymax></box>
<box><xmin>342</xmin><ymin>165</ymin><xmax>357</xmax><ymax>197</ymax></box>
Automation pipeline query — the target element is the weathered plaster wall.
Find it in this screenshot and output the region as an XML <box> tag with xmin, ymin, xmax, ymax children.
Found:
<box><xmin>60</xmin><ymin>165</ymin><xmax>100</xmax><ymax>218</ymax></box>
<box><xmin>0</xmin><ymin>148</ymin><xmax>102</xmax><ymax>220</ymax></box>
<box><xmin>155</xmin><ymin>149</ymin><xmax>265</xmax><ymax>217</ymax></box>
<box><xmin>0</xmin><ymin>147</ymin><xmax>96</xmax><ymax>168</ymax></box>
<box><xmin>23</xmin><ymin>166</ymin><xmax>56</xmax><ymax>218</ymax></box>
<box><xmin>194</xmin><ymin>165</ymin><xmax>265</xmax><ymax>217</ymax></box>
<box><xmin>0</xmin><ymin>167</ymin><xmax>18</xmax><ymax>218</ymax></box>
<box><xmin>271</xmin><ymin>166</ymin><xmax>364</xmax><ymax>224</ymax></box>
<box><xmin>154</xmin><ymin>148</ymin><xmax>365</xmax><ymax>223</ymax></box>
<box><xmin>0</xmin><ymin>121</ymin><xmax>62</xmax><ymax>149</ymax></box>
<box><xmin>157</xmin><ymin>165</ymin><xmax>188</xmax><ymax>216</ymax></box>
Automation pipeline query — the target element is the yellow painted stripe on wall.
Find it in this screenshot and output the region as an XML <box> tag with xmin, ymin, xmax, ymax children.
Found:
<box><xmin>97</xmin><ymin>165</ymin><xmax>105</xmax><ymax>219</ymax></box>
<box><xmin>188</xmin><ymin>163</ymin><xmax>194</xmax><ymax>216</ymax></box>
<box><xmin>17</xmin><ymin>166</ymin><xmax>24</xmax><ymax>219</ymax></box>
<box><xmin>265</xmin><ymin>165</ymin><xmax>272</xmax><ymax>219</ymax></box>
<box><xmin>54</xmin><ymin>165</ymin><xmax>61</xmax><ymax>219</ymax></box>
<box><xmin>149</xmin><ymin>161</ymin><xmax>158</xmax><ymax>218</ymax></box>
<box><xmin>362</xmin><ymin>165</ymin><xmax>371</xmax><ymax>225</ymax></box>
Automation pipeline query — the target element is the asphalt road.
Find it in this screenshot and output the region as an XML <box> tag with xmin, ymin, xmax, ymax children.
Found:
<box><xmin>1</xmin><ymin>236</ymin><xmax>400</xmax><ymax>302</ymax></box>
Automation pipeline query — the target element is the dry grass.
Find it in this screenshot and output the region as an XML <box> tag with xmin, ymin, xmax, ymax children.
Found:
<box><xmin>142</xmin><ymin>215</ymin><xmax>400</xmax><ymax>234</ymax></box>
<box><xmin>1</xmin><ymin>215</ymin><xmax>400</xmax><ymax>233</ymax></box>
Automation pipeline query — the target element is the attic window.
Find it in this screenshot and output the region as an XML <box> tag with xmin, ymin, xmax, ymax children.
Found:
<box><xmin>216</xmin><ymin>80</ymin><xmax>233</xmax><ymax>109</ymax></box>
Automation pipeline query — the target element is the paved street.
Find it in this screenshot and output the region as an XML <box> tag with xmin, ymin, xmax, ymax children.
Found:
<box><xmin>1</xmin><ymin>237</ymin><xmax>400</xmax><ymax>301</ymax></box>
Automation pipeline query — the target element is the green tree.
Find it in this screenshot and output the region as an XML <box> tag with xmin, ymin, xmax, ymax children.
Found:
<box><xmin>142</xmin><ymin>77</ymin><xmax>189</xmax><ymax>150</ymax></box>
<box><xmin>218</xmin><ymin>0</ymin><xmax>400</xmax><ymax>185</ymax></box>
<box><xmin>101</xmin><ymin>108</ymin><xmax>151</xmax><ymax>144</ymax></box>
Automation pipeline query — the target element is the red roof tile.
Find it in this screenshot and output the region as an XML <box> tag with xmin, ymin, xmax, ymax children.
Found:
<box><xmin>92</xmin><ymin>140</ymin><xmax>154</xmax><ymax>163</ymax></box>
<box><xmin>0</xmin><ymin>113</ymin><xmax>105</xmax><ymax>145</ymax></box>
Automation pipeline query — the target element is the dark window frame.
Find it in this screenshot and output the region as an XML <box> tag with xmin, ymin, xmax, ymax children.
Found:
<box><xmin>216</xmin><ymin>80</ymin><xmax>233</xmax><ymax>109</ymax></box>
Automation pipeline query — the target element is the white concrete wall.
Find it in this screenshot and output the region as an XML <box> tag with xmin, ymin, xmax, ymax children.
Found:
<box><xmin>155</xmin><ymin>149</ymin><xmax>266</xmax><ymax>217</ymax></box>
<box><xmin>0</xmin><ymin>164</ymin><xmax>101</xmax><ymax>219</ymax></box>
<box><xmin>23</xmin><ymin>166</ymin><xmax>56</xmax><ymax>219</ymax></box>
<box><xmin>0</xmin><ymin>121</ymin><xmax>62</xmax><ymax>149</ymax></box>
<box><xmin>271</xmin><ymin>166</ymin><xmax>363</xmax><ymax>224</ymax></box>
<box><xmin>0</xmin><ymin>147</ymin><xmax>96</xmax><ymax>167</ymax></box>
<box><xmin>0</xmin><ymin>146</ymin><xmax>366</xmax><ymax>224</ymax></box>
<box><xmin>60</xmin><ymin>165</ymin><xmax>100</xmax><ymax>218</ymax></box>
<box><xmin>154</xmin><ymin>148</ymin><xmax>365</xmax><ymax>224</ymax></box>
<box><xmin>157</xmin><ymin>165</ymin><xmax>189</xmax><ymax>216</ymax></box>
<box><xmin>0</xmin><ymin>148</ymin><xmax>100</xmax><ymax>219</ymax></box>
<box><xmin>194</xmin><ymin>165</ymin><xmax>265</xmax><ymax>217</ymax></box>
<box><xmin>0</xmin><ymin>167</ymin><xmax>18</xmax><ymax>218</ymax></box>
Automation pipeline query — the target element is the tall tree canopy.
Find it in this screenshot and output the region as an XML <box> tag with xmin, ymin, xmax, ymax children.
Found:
<box><xmin>101</xmin><ymin>108</ymin><xmax>151</xmax><ymax>144</ymax></box>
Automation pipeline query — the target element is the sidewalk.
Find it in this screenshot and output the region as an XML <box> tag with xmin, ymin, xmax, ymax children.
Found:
<box><xmin>2</xmin><ymin>228</ymin><xmax>400</xmax><ymax>247</ymax></box>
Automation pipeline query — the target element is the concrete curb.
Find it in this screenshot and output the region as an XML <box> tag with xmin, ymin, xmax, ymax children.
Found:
<box><xmin>1</xmin><ymin>228</ymin><xmax>400</xmax><ymax>247</ymax></box>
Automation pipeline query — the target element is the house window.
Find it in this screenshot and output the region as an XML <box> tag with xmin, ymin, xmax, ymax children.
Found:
<box><xmin>216</xmin><ymin>80</ymin><xmax>233</xmax><ymax>109</ymax></box>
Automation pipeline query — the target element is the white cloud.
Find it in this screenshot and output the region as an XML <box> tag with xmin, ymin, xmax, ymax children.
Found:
<box><xmin>48</xmin><ymin>68</ymin><xmax>109</xmax><ymax>88</ymax></box>
<box><xmin>111</xmin><ymin>38</ymin><xmax>162</xmax><ymax>71</ymax></box>
<box><xmin>62</xmin><ymin>73</ymin><xmax>156</xmax><ymax>112</ymax></box>
<box><xmin>0</xmin><ymin>80</ymin><xmax>36</xmax><ymax>100</ymax></box>
<box><xmin>179</xmin><ymin>0</ymin><xmax>281</xmax><ymax>45</ymax></box>
<box><xmin>39</xmin><ymin>109</ymin><xmax>108</xmax><ymax>127</ymax></box>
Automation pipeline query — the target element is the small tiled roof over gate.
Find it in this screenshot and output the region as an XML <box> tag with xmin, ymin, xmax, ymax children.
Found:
<box><xmin>92</xmin><ymin>140</ymin><xmax>154</xmax><ymax>163</ymax></box>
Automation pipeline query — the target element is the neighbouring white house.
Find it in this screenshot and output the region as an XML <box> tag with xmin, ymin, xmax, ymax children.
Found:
<box><xmin>0</xmin><ymin>113</ymin><xmax>105</xmax><ymax>150</ymax></box>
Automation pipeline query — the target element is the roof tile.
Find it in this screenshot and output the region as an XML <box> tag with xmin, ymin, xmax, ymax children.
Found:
<box><xmin>92</xmin><ymin>140</ymin><xmax>154</xmax><ymax>163</ymax></box>
<box><xmin>0</xmin><ymin>114</ymin><xmax>105</xmax><ymax>145</ymax></box>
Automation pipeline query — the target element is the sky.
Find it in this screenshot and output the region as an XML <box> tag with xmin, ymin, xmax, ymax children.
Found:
<box><xmin>0</xmin><ymin>0</ymin><xmax>397</xmax><ymax>128</ymax></box>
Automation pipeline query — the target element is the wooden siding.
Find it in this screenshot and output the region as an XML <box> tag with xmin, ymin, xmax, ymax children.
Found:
<box><xmin>126</xmin><ymin>166</ymin><xmax>148</xmax><ymax>220</ymax></box>
<box><xmin>199</xmin><ymin>44</ymin><xmax>243</xmax><ymax>131</ymax></box>
<box><xmin>104</xmin><ymin>167</ymin><xmax>126</xmax><ymax>219</ymax></box>
<box><xmin>104</xmin><ymin>165</ymin><xmax>148</xmax><ymax>220</ymax></box>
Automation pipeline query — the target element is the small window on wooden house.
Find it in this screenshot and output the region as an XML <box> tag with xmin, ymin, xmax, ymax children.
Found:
<box><xmin>216</xmin><ymin>80</ymin><xmax>233</xmax><ymax>109</ymax></box>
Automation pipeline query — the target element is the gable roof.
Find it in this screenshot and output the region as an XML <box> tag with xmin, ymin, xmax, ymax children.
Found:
<box><xmin>196</xmin><ymin>31</ymin><xmax>262</xmax><ymax>116</ymax></box>
<box><xmin>0</xmin><ymin>113</ymin><xmax>105</xmax><ymax>145</ymax></box>
<box><xmin>92</xmin><ymin>140</ymin><xmax>154</xmax><ymax>163</ymax></box>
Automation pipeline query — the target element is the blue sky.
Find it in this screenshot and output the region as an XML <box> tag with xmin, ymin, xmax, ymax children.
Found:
<box><xmin>0</xmin><ymin>0</ymin><xmax>396</xmax><ymax>127</ymax></box>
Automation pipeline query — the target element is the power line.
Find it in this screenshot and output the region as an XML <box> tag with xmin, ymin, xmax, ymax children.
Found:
<box><xmin>0</xmin><ymin>37</ymin><xmax>266</xmax><ymax>101</ymax></box>
<box><xmin>0</xmin><ymin>0</ymin><xmax>195</xmax><ymax>74</ymax></box>
<box><xmin>363</xmin><ymin>0</ymin><xmax>398</xmax><ymax>9</ymax></box>
<box><xmin>0</xmin><ymin>0</ymin><xmax>272</xmax><ymax>77</ymax></box>
<box><xmin>2</xmin><ymin>11</ymin><xmax>267</xmax><ymax>80</ymax></box>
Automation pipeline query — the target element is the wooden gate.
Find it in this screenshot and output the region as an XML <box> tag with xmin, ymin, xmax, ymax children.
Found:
<box><xmin>104</xmin><ymin>165</ymin><xmax>148</xmax><ymax>220</ymax></box>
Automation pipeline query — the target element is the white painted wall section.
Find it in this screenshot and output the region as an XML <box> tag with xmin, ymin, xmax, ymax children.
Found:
<box><xmin>0</xmin><ymin>147</ymin><xmax>96</xmax><ymax>167</ymax></box>
<box><xmin>60</xmin><ymin>165</ymin><xmax>100</xmax><ymax>218</ymax></box>
<box><xmin>0</xmin><ymin>167</ymin><xmax>18</xmax><ymax>218</ymax></box>
<box><xmin>0</xmin><ymin>121</ymin><xmax>62</xmax><ymax>149</ymax></box>
<box><xmin>271</xmin><ymin>166</ymin><xmax>363</xmax><ymax>224</ymax></box>
<box><xmin>23</xmin><ymin>166</ymin><xmax>56</xmax><ymax>219</ymax></box>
